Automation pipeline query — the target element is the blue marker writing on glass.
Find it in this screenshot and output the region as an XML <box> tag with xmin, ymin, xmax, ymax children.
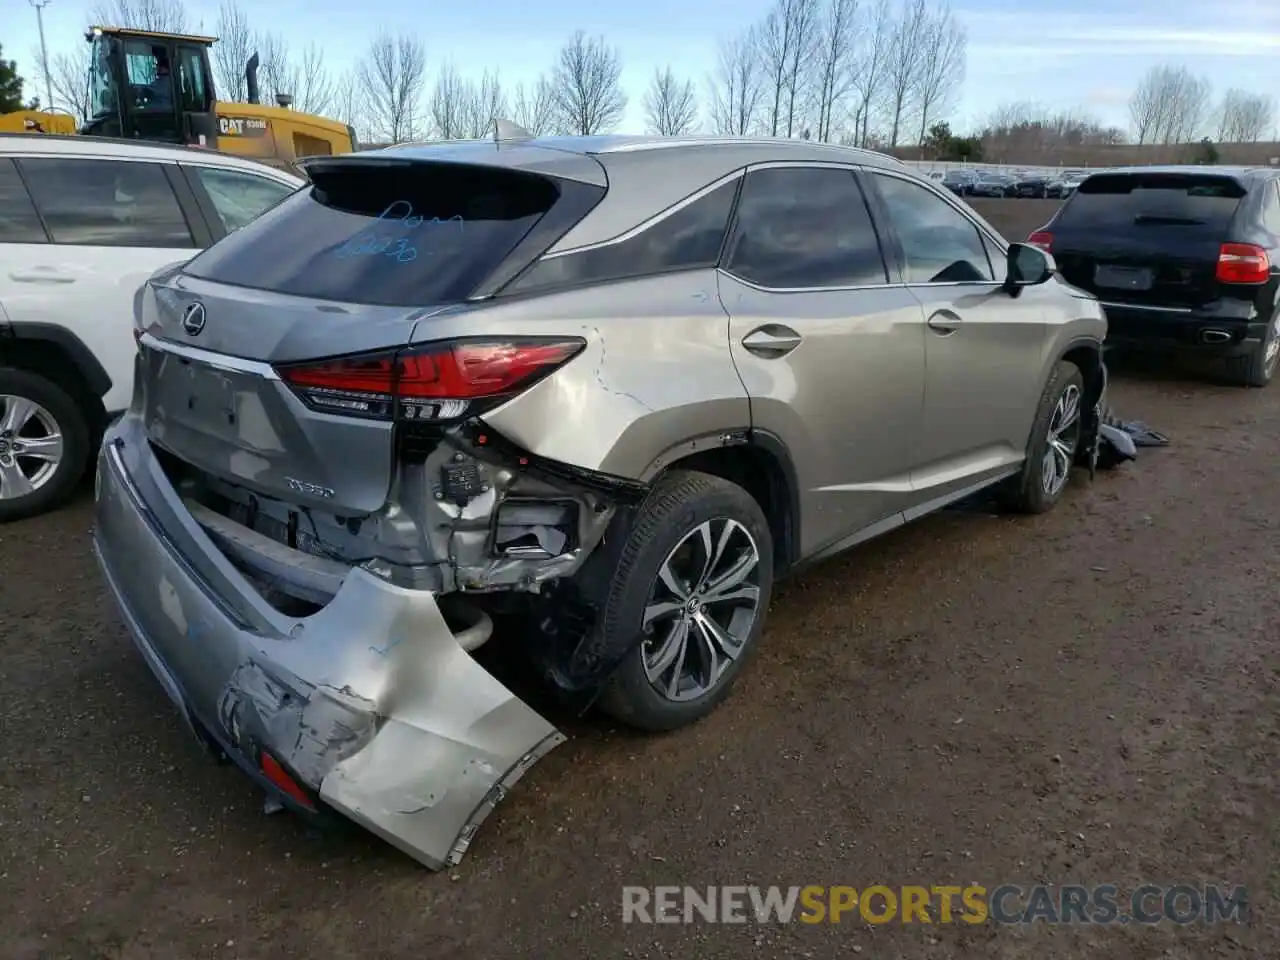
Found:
<box><xmin>334</xmin><ymin>201</ymin><xmax>465</xmax><ymax>263</ymax></box>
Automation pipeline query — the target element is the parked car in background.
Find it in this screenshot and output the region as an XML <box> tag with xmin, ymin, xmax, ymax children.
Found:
<box><xmin>971</xmin><ymin>174</ymin><xmax>1016</xmax><ymax>198</ymax></box>
<box><xmin>1015</xmin><ymin>173</ymin><xmax>1051</xmax><ymax>198</ymax></box>
<box><xmin>1047</xmin><ymin>172</ymin><xmax>1089</xmax><ymax>199</ymax></box>
<box><xmin>941</xmin><ymin>169</ymin><xmax>978</xmax><ymax>195</ymax></box>
<box><xmin>94</xmin><ymin>134</ymin><xmax>1109</xmax><ymax>873</ymax></box>
<box><xmin>0</xmin><ymin>134</ymin><xmax>303</xmax><ymax>520</ymax></box>
<box><xmin>1030</xmin><ymin>165</ymin><xmax>1280</xmax><ymax>386</ymax></box>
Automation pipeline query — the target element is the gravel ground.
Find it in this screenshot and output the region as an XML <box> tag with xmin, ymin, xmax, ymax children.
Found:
<box><xmin>2</xmin><ymin>362</ymin><xmax>1278</xmax><ymax>960</ymax></box>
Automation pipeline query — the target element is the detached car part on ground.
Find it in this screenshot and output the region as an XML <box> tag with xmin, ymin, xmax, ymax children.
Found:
<box><xmin>94</xmin><ymin>134</ymin><xmax>1115</xmax><ymax>871</ymax></box>
<box><xmin>1029</xmin><ymin>166</ymin><xmax>1280</xmax><ymax>387</ymax></box>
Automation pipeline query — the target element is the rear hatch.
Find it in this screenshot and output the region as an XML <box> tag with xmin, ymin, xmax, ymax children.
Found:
<box><xmin>137</xmin><ymin>154</ymin><xmax>599</xmax><ymax>517</ymax></box>
<box><xmin>1049</xmin><ymin>171</ymin><xmax>1247</xmax><ymax>308</ymax></box>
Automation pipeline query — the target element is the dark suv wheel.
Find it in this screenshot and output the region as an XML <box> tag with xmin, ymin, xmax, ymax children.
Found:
<box><xmin>1226</xmin><ymin>308</ymin><xmax>1280</xmax><ymax>388</ymax></box>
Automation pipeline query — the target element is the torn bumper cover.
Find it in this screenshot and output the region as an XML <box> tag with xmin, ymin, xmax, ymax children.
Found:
<box><xmin>91</xmin><ymin>420</ymin><xmax>564</xmax><ymax>871</ymax></box>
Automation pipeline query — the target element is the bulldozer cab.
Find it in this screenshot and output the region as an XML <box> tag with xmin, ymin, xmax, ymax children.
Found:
<box><xmin>81</xmin><ymin>27</ymin><xmax>220</xmax><ymax>147</ymax></box>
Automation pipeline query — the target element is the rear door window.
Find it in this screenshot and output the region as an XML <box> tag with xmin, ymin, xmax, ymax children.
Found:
<box><xmin>18</xmin><ymin>158</ymin><xmax>195</xmax><ymax>248</ymax></box>
<box><xmin>0</xmin><ymin>159</ymin><xmax>47</xmax><ymax>243</ymax></box>
<box><xmin>184</xmin><ymin>162</ymin><xmax>568</xmax><ymax>306</ymax></box>
<box><xmin>1058</xmin><ymin>172</ymin><xmax>1246</xmax><ymax>234</ymax></box>
<box><xmin>869</xmin><ymin>173</ymin><xmax>994</xmax><ymax>284</ymax></box>
<box><xmin>723</xmin><ymin>166</ymin><xmax>887</xmax><ymax>289</ymax></box>
<box><xmin>511</xmin><ymin>178</ymin><xmax>738</xmax><ymax>293</ymax></box>
<box><xmin>188</xmin><ymin>166</ymin><xmax>296</xmax><ymax>233</ymax></box>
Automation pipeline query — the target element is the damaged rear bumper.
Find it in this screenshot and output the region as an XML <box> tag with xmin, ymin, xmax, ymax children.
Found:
<box><xmin>91</xmin><ymin>416</ymin><xmax>564</xmax><ymax>870</ymax></box>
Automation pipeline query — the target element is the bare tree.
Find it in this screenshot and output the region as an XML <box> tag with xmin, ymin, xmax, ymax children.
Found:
<box><xmin>1162</xmin><ymin>68</ymin><xmax>1210</xmax><ymax>144</ymax></box>
<box><xmin>549</xmin><ymin>31</ymin><xmax>626</xmax><ymax>135</ymax></box>
<box><xmin>1129</xmin><ymin>64</ymin><xmax>1211</xmax><ymax>145</ymax></box>
<box><xmin>357</xmin><ymin>32</ymin><xmax>428</xmax><ymax>144</ymax></box>
<box><xmin>707</xmin><ymin>27</ymin><xmax>764</xmax><ymax>136</ymax></box>
<box><xmin>883</xmin><ymin>0</ymin><xmax>928</xmax><ymax>146</ymax></box>
<box><xmin>460</xmin><ymin>70</ymin><xmax>508</xmax><ymax>138</ymax></box>
<box><xmin>254</xmin><ymin>32</ymin><xmax>294</xmax><ymax>105</ymax></box>
<box><xmin>848</xmin><ymin>0</ymin><xmax>892</xmax><ymax>147</ymax></box>
<box><xmin>429</xmin><ymin>62</ymin><xmax>467</xmax><ymax>139</ymax></box>
<box><xmin>1128</xmin><ymin>70</ymin><xmax>1164</xmax><ymax>146</ymax></box>
<box><xmin>1217</xmin><ymin>88</ymin><xmax>1274</xmax><ymax>143</ymax></box>
<box><xmin>810</xmin><ymin>0</ymin><xmax>859</xmax><ymax>143</ymax></box>
<box><xmin>332</xmin><ymin>69</ymin><xmax>365</xmax><ymax>142</ymax></box>
<box><xmin>643</xmin><ymin>66</ymin><xmax>698</xmax><ymax>135</ymax></box>
<box><xmin>912</xmin><ymin>2</ymin><xmax>966</xmax><ymax>145</ymax></box>
<box><xmin>510</xmin><ymin>76</ymin><xmax>557</xmax><ymax>135</ymax></box>
<box><xmin>293</xmin><ymin>43</ymin><xmax>333</xmax><ymax>116</ymax></box>
<box><xmin>759</xmin><ymin>0</ymin><xmax>821</xmax><ymax>137</ymax></box>
<box><xmin>31</xmin><ymin>46</ymin><xmax>91</xmax><ymax>123</ymax></box>
<box><xmin>212</xmin><ymin>0</ymin><xmax>252</xmax><ymax>102</ymax></box>
<box><xmin>90</xmin><ymin>0</ymin><xmax>187</xmax><ymax>30</ymax></box>
<box><xmin>982</xmin><ymin>101</ymin><xmax>1126</xmax><ymax>163</ymax></box>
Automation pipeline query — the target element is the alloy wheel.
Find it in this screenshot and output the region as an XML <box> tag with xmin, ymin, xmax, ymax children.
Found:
<box><xmin>1041</xmin><ymin>384</ymin><xmax>1081</xmax><ymax>497</ymax></box>
<box><xmin>641</xmin><ymin>518</ymin><xmax>762</xmax><ymax>702</ymax></box>
<box><xmin>0</xmin><ymin>394</ymin><xmax>64</xmax><ymax>501</ymax></box>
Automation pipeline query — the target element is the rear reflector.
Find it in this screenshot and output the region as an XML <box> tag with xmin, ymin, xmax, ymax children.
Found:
<box><xmin>276</xmin><ymin>338</ymin><xmax>585</xmax><ymax>423</ymax></box>
<box><xmin>260</xmin><ymin>752</ymin><xmax>316</xmax><ymax>810</ymax></box>
<box><xmin>1027</xmin><ymin>230</ymin><xmax>1053</xmax><ymax>252</ymax></box>
<box><xmin>1216</xmin><ymin>243</ymin><xmax>1270</xmax><ymax>284</ymax></box>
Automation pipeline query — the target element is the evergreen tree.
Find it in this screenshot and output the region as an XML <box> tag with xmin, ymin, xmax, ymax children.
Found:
<box><xmin>0</xmin><ymin>44</ymin><xmax>24</xmax><ymax>113</ymax></box>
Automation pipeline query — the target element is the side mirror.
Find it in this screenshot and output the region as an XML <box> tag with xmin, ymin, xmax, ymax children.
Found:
<box><xmin>1003</xmin><ymin>242</ymin><xmax>1056</xmax><ymax>296</ymax></box>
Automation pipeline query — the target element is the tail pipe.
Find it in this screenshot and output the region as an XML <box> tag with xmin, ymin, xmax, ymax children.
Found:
<box><xmin>245</xmin><ymin>52</ymin><xmax>261</xmax><ymax>105</ymax></box>
<box><xmin>1201</xmin><ymin>329</ymin><xmax>1232</xmax><ymax>344</ymax></box>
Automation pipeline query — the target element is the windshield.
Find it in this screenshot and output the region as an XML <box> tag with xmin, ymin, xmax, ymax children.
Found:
<box><xmin>86</xmin><ymin>34</ymin><xmax>117</xmax><ymax>122</ymax></box>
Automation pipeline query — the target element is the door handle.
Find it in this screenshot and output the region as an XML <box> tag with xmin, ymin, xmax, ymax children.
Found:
<box><xmin>926</xmin><ymin>311</ymin><xmax>962</xmax><ymax>335</ymax></box>
<box><xmin>742</xmin><ymin>324</ymin><xmax>803</xmax><ymax>358</ymax></box>
<box><xmin>9</xmin><ymin>270</ymin><xmax>75</xmax><ymax>284</ymax></box>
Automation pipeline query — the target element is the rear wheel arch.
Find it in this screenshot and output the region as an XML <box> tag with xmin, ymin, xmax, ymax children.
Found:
<box><xmin>0</xmin><ymin>325</ymin><xmax>110</xmax><ymax>434</ymax></box>
<box><xmin>1058</xmin><ymin>338</ymin><xmax>1104</xmax><ymax>408</ymax></box>
<box><xmin>656</xmin><ymin>431</ymin><xmax>800</xmax><ymax>575</ymax></box>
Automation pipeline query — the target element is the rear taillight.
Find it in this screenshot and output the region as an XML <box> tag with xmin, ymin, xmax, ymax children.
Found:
<box><xmin>276</xmin><ymin>338</ymin><xmax>585</xmax><ymax>422</ymax></box>
<box><xmin>1027</xmin><ymin>230</ymin><xmax>1053</xmax><ymax>252</ymax></box>
<box><xmin>1216</xmin><ymin>243</ymin><xmax>1271</xmax><ymax>284</ymax></box>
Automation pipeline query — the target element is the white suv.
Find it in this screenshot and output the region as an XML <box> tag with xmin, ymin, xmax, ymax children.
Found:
<box><xmin>0</xmin><ymin>134</ymin><xmax>302</xmax><ymax>520</ymax></box>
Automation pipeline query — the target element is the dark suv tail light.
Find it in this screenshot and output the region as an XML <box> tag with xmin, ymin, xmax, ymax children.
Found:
<box><xmin>1216</xmin><ymin>243</ymin><xmax>1270</xmax><ymax>284</ymax></box>
<box><xmin>276</xmin><ymin>338</ymin><xmax>585</xmax><ymax>422</ymax></box>
<box><xmin>1027</xmin><ymin>230</ymin><xmax>1053</xmax><ymax>252</ymax></box>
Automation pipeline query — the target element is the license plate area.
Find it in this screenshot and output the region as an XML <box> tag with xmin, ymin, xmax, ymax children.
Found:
<box><xmin>1094</xmin><ymin>264</ymin><xmax>1154</xmax><ymax>291</ymax></box>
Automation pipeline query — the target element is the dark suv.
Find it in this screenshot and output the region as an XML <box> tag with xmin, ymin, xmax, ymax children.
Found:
<box><xmin>1029</xmin><ymin>166</ymin><xmax>1280</xmax><ymax>386</ymax></box>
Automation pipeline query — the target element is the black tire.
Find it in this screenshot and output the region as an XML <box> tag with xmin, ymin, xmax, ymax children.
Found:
<box><xmin>0</xmin><ymin>367</ymin><xmax>92</xmax><ymax>523</ymax></box>
<box><xmin>999</xmin><ymin>361</ymin><xmax>1084</xmax><ymax>515</ymax></box>
<box><xmin>1225</xmin><ymin>310</ymin><xmax>1278</xmax><ymax>388</ymax></box>
<box><xmin>597</xmin><ymin>469</ymin><xmax>774</xmax><ymax>732</ymax></box>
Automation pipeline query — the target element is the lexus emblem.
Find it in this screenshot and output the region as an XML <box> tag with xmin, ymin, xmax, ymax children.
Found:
<box><xmin>181</xmin><ymin>301</ymin><xmax>207</xmax><ymax>336</ymax></box>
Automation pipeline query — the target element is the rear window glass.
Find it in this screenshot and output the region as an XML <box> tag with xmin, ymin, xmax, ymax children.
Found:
<box><xmin>1059</xmin><ymin>173</ymin><xmax>1246</xmax><ymax>231</ymax></box>
<box><xmin>183</xmin><ymin>162</ymin><xmax>561</xmax><ymax>306</ymax></box>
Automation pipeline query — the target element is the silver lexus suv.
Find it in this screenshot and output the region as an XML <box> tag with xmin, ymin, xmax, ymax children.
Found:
<box><xmin>93</xmin><ymin>135</ymin><xmax>1108</xmax><ymax>871</ymax></box>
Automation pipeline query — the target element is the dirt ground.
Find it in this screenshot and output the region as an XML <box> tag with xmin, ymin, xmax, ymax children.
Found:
<box><xmin>969</xmin><ymin>197</ymin><xmax>1061</xmax><ymax>242</ymax></box>
<box><xmin>2</xmin><ymin>358</ymin><xmax>1279</xmax><ymax>960</ymax></box>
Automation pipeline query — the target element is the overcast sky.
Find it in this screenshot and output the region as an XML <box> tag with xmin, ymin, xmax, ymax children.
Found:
<box><xmin>6</xmin><ymin>0</ymin><xmax>1279</xmax><ymax>137</ymax></box>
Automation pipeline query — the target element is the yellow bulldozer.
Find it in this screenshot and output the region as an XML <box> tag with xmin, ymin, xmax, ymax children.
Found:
<box><xmin>0</xmin><ymin>26</ymin><xmax>356</xmax><ymax>169</ymax></box>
